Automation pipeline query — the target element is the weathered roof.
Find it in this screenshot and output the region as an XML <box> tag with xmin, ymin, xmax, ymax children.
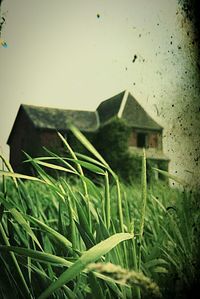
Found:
<box><xmin>22</xmin><ymin>104</ymin><xmax>98</xmax><ymax>132</ymax></box>
<box><xmin>97</xmin><ymin>90</ymin><xmax>162</xmax><ymax>130</ymax></box>
<box><xmin>7</xmin><ymin>91</ymin><xmax>163</xmax><ymax>145</ymax></box>
<box><xmin>96</xmin><ymin>91</ymin><xmax>125</xmax><ymax>124</ymax></box>
<box><xmin>122</xmin><ymin>93</ymin><xmax>162</xmax><ymax>130</ymax></box>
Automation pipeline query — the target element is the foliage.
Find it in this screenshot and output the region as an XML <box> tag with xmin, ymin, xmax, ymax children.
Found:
<box><xmin>94</xmin><ymin>117</ymin><xmax>140</xmax><ymax>182</ymax></box>
<box><xmin>117</xmin><ymin>152</ymin><xmax>142</xmax><ymax>184</ymax></box>
<box><xmin>92</xmin><ymin>118</ymin><xmax>168</xmax><ymax>183</ymax></box>
<box><xmin>0</xmin><ymin>128</ymin><xmax>199</xmax><ymax>299</ymax></box>
<box><xmin>94</xmin><ymin>117</ymin><xmax>131</xmax><ymax>164</ymax></box>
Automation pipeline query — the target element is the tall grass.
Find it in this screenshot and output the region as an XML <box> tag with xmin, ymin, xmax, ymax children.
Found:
<box><xmin>0</xmin><ymin>129</ymin><xmax>199</xmax><ymax>299</ymax></box>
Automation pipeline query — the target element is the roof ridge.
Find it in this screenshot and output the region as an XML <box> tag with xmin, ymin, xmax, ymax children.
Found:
<box><xmin>117</xmin><ymin>90</ymin><xmax>129</xmax><ymax>118</ymax></box>
<box><xmin>22</xmin><ymin>104</ymin><xmax>93</xmax><ymax>113</ymax></box>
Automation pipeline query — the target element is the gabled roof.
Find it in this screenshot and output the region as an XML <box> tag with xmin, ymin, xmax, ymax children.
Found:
<box><xmin>22</xmin><ymin>104</ymin><xmax>98</xmax><ymax>132</ymax></box>
<box><xmin>122</xmin><ymin>92</ymin><xmax>162</xmax><ymax>130</ymax></box>
<box><xmin>96</xmin><ymin>91</ymin><xmax>125</xmax><ymax>124</ymax></box>
<box><xmin>97</xmin><ymin>90</ymin><xmax>162</xmax><ymax>130</ymax></box>
<box><xmin>7</xmin><ymin>90</ymin><xmax>163</xmax><ymax>145</ymax></box>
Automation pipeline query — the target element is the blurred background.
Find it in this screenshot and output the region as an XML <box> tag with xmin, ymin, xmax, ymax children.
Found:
<box><xmin>0</xmin><ymin>0</ymin><xmax>199</xmax><ymax>187</ymax></box>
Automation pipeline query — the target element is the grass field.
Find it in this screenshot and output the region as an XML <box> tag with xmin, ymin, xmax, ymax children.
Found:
<box><xmin>0</xmin><ymin>127</ymin><xmax>199</xmax><ymax>299</ymax></box>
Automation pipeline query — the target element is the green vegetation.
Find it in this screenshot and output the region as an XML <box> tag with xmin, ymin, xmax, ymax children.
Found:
<box><xmin>94</xmin><ymin>117</ymin><xmax>141</xmax><ymax>183</ymax></box>
<box><xmin>0</xmin><ymin>126</ymin><xmax>199</xmax><ymax>299</ymax></box>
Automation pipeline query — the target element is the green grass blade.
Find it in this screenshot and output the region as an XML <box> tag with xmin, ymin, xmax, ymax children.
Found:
<box><xmin>116</xmin><ymin>177</ymin><xmax>124</xmax><ymax>233</ymax></box>
<box><xmin>29</xmin><ymin>160</ymin><xmax>77</xmax><ymax>174</ymax></box>
<box><xmin>68</xmin><ymin>198</ymin><xmax>77</xmax><ymax>250</ymax></box>
<box><xmin>14</xmin><ymin>246</ymin><xmax>131</xmax><ymax>296</ymax></box>
<box><xmin>138</xmin><ymin>149</ymin><xmax>147</xmax><ymax>270</ymax></box>
<box><xmin>144</xmin><ymin>258</ymin><xmax>168</xmax><ymax>270</ymax></box>
<box><xmin>151</xmin><ymin>194</ymin><xmax>166</xmax><ymax>211</ymax></box>
<box><xmin>64</xmin><ymin>158</ymin><xmax>105</xmax><ymax>175</ymax></box>
<box><xmin>68</xmin><ymin>124</ymin><xmax>109</xmax><ymax>167</ymax></box>
<box><xmin>0</xmin><ymin>224</ymin><xmax>32</xmax><ymax>298</ymax></box>
<box><xmin>38</xmin><ymin>233</ymin><xmax>133</xmax><ymax>299</ymax></box>
<box><xmin>80</xmin><ymin>175</ymin><xmax>102</xmax><ymax>201</ymax></box>
<box><xmin>136</xmin><ymin>149</ymin><xmax>147</xmax><ymax>299</ymax></box>
<box><xmin>58</xmin><ymin>132</ymin><xmax>91</xmax><ymax>225</ymax></box>
<box><xmin>104</xmin><ymin>171</ymin><xmax>111</xmax><ymax>229</ymax></box>
<box><xmin>0</xmin><ymin>171</ymin><xmax>44</xmax><ymax>182</ymax></box>
<box><xmin>0</xmin><ymin>154</ymin><xmax>18</xmax><ymax>186</ymax></box>
<box><xmin>30</xmin><ymin>148</ymin><xmax>78</xmax><ymax>173</ymax></box>
<box><xmin>88</xmin><ymin>272</ymin><xmax>105</xmax><ymax>299</ymax></box>
<box><xmin>75</xmin><ymin>152</ymin><xmax>108</xmax><ymax>169</ymax></box>
<box><xmin>9</xmin><ymin>208</ymin><xmax>42</xmax><ymax>250</ymax></box>
<box><xmin>23</xmin><ymin>153</ymin><xmax>56</xmax><ymax>186</ymax></box>
<box><xmin>139</xmin><ymin>149</ymin><xmax>147</xmax><ymax>241</ymax></box>
<box><xmin>152</xmin><ymin>168</ymin><xmax>188</xmax><ymax>186</ymax></box>
<box><xmin>58</xmin><ymin>132</ymin><xmax>84</xmax><ymax>174</ymax></box>
<box><xmin>30</xmin><ymin>154</ymin><xmax>105</xmax><ymax>175</ymax></box>
<box><xmin>26</xmin><ymin>215</ymin><xmax>76</xmax><ymax>254</ymax></box>
<box><xmin>0</xmin><ymin>245</ymin><xmax>72</xmax><ymax>267</ymax></box>
<box><xmin>75</xmin><ymin>196</ymin><xmax>95</xmax><ymax>248</ymax></box>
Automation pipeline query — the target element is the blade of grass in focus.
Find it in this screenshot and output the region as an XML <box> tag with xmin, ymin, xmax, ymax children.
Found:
<box><xmin>38</xmin><ymin>233</ymin><xmax>133</xmax><ymax>299</ymax></box>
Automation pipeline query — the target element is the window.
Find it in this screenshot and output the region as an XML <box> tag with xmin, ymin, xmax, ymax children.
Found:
<box><xmin>129</xmin><ymin>130</ymin><xmax>137</xmax><ymax>146</ymax></box>
<box><xmin>148</xmin><ymin>133</ymin><xmax>158</xmax><ymax>148</ymax></box>
<box><xmin>137</xmin><ymin>133</ymin><xmax>147</xmax><ymax>148</ymax></box>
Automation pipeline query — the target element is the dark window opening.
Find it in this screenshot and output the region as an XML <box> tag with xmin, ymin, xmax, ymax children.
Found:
<box><xmin>137</xmin><ymin>133</ymin><xmax>147</xmax><ymax>148</ymax></box>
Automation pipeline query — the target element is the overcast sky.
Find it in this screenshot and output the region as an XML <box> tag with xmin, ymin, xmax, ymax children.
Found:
<box><xmin>0</xmin><ymin>0</ymin><xmax>199</xmax><ymax>186</ymax></box>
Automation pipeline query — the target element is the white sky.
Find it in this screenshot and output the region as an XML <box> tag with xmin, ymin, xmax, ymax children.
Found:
<box><xmin>0</xmin><ymin>0</ymin><xmax>199</xmax><ymax>186</ymax></box>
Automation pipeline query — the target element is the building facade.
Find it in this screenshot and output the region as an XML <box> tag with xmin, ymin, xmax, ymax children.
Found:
<box><xmin>7</xmin><ymin>90</ymin><xmax>169</xmax><ymax>177</ymax></box>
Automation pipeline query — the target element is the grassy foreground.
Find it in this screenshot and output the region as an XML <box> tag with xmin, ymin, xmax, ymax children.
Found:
<box><xmin>0</xmin><ymin>127</ymin><xmax>199</xmax><ymax>299</ymax></box>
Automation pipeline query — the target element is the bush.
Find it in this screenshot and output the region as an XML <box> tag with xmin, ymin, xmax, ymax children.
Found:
<box><xmin>94</xmin><ymin>118</ymin><xmax>137</xmax><ymax>181</ymax></box>
<box><xmin>94</xmin><ymin>118</ymin><xmax>165</xmax><ymax>183</ymax></box>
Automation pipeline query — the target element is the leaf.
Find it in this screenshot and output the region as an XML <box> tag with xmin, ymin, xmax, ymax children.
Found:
<box><xmin>153</xmin><ymin>266</ymin><xmax>168</xmax><ymax>273</ymax></box>
<box><xmin>104</xmin><ymin>171</ymin><xmax>111</xmax><ymax>229</ymax></box>
<box><xmin>65</xmin><ymin>158</ymin><xmax>105</xmax><ymax>175</ymax></box>
<box><xmin>0</xmin><ymin>171</ymin><xmax>44</xmax><ymax>182</ymax></box>
<box><xmin>75</xmin><ymin>153</ymin><xmax>108</xmax><ymax>169</ymax></box>
<box><xmin>138</xmin><ymin>149</ymin><xmax>147</xmax><ymax>272</ymax></box>
<box><xmin>68</xmin><ymin>125</ymin><xmax>109</xmax><ymax>167</ymax></box>
<box><xmin>0</xmin><ymin>245</ymin><xmax>131</xmax><ymax>294</ymax></box>
<box><xmin>151</xmin><ymin>195</ymin><xmax>166</xmax><ymax>212</ymax></box>
<box><xmin>30</xmin><ymin>160</ymin><xmax>77</xmax><ymax>175</ymax></box>
<box><xmin>25</xmin><ymin>152</ymin><xmax>77</xmax><ymax>174</ymax></box>
<box><xmin>0</xmin><ymin>154</ymin><xmax>18</xmax><ymax>186</ymax></box>
<box><xmin>144</xmin><ymin>258</ymin><xmax>168</xmax><ymax>269</ymax></box>
<box><xmin>152</xmin><ymin>168</ymin><xmax>187</xmax><ymax>186</ymax></box>
<box><xmin>26</xmin><ymin>215</ymin><xmax>76</xmax><ymax>254</ymax></box>
<box><xmin>0</xmin><ymin>224</ymin><xmax>31</xmax><ymax>298</ymax></box>
<box><xmin>75</xmin><ymin>221</ymin><xmax>95</xmax><ymax>250</ymax></box>
<box><xmin>38</xmin><ymin>233</ymin><xmax>133</xmax><ymax>299</ymax></box>
<box><xmin>9</xmin><ymin>208</ymin><xmax>42</xmax><ymax>250</ymax></box>
<box><xmin>0</xmin><ymin>245</ymin><xmax>72</xmax><ymax>267</ymax></box>
<box><xmin>75</xmin><ymin>194</ymin><xmax>96</xmax><ymax>247</ymax></box>
<box><xmin>23</xmin><ymin>153</ymin><xmax>56</xmax><ymax>186</ymax></box>
<box><xmin>80</xmin><ymin>175</ymin><xmax>102</xmax><ymax>200</ymax></box>
<box><xmin>88</xmin><ymin>272</ymin><xmax>105</xmax><ymax>299</ymax></box>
